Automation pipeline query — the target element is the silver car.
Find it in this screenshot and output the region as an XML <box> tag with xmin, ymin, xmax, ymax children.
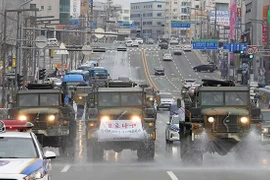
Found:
<box><xmin>163</xmin><ymin>53</ymin><xmax>173</xmax><ymax>61</ymax></box>
<box><xmin>165</xmin><ymin>115</ymin><xmax>180</xmax><ymax>143</ymax></box>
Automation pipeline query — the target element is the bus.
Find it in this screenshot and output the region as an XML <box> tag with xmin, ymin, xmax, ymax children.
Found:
<box><xmin>77</xmin><ymin>61</ymin><xmax>99</xmax><ymax>71</ymax></box>
<box><xmin>66</xmin><ymin>70</ymin><xmax>90</xmax><ymax>85</ymax></box>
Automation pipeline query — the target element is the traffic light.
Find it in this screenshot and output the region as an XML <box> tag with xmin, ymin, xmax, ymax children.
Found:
<box><xmin>39</xmin><ymin>69</ymin><xmax>46</xmax><ymax>80</ymax></box>
<box><xmin>49</xmin><ymin>49</ymin><xmax>54</xmax><ymax>58</ymax></box>
<box><xmin>240</xmin><ymin>53</ymin><xmax>254</xmax><ymax>59</ymax></box>
<box><xmin>16</xmin><ymin>74</ymin><xmax>23</xmax><ymax>87</ymax></box>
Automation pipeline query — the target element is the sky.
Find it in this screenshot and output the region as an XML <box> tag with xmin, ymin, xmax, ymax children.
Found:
<box><xmin>99</xmin><ymin>0</ymin><xmax>147</xmax><ymax>8</ymax></box>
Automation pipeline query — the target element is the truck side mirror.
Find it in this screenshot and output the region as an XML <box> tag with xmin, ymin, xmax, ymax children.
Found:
<box><xmin>177</xmin><ymin>98</ymin><xmax>182</xmax><ymax>108</ymax></box>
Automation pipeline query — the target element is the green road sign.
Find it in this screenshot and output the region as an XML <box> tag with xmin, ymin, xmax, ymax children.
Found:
<box><xmin>268</xmin><ymin>10</ymin><xmax>270</xmax><ymax>23</ymax></box>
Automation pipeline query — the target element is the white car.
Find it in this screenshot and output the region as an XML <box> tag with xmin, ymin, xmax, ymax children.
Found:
<box><xmin>183</xmin><ymin>79</ymin><xmax>196</xmax><ymax>88</ymax></box>
<box><xmin>163</xmin><ymin>53</ymin><xmax>173</xmax><ymax>61</ymax></box>
<box><xmin>0</xmin><ymin>120</ymin><xmax>56</xmax><ymax>180</ymax></box>
<box><xmin>183</xmin><ymin>44</ymin><xmax>192</xmax><ymax>52</ymax></box>
<box><xmin>135</xmin><ymin>38</ymin><xmax>143</xmax><ymax>44</ymax></box>
<box><xmin>157</xmin><ymin>92</ymin><xmax>174</xmax><ymax>110</ymax></box>
<box><xmin>165</xmin><ymin>115</ymin><xmax>180</xmax><ymax>143</ymax></box>
<box><xmin>125</xmin><ymin>40</ymin><xmax>133</xmax><ymax>47</ymax></box>
<box><xmin>132</xmin><ymin>41</ymin><xmax>139</xmax><ymax>47</ymax></box>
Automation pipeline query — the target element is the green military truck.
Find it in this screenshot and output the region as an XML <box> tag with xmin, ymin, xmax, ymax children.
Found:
<box><xmin>7</xmin><ymin>84</ymin><xmax>76</xmax><ymax>157</ymax></box>
<box><xmin>85</xmin><ymin>81</ymin><xmax>156</xmax><ymax>161</ymax></box>
<box><xmin>179</xmin><ymin>79</ymin><xmax>262</xmax><ymax>164</ymax></box>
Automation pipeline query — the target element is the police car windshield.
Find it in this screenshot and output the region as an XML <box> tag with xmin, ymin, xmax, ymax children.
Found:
<box><xmin>0</xmin><ymin>137</ymin><xmax>38</xmax><ymax>158</ymax></box>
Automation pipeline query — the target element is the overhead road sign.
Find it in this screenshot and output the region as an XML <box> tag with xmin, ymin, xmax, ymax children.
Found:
<box><xmin>171</xmin><ymin>21</ymin><xmax>191</xmax><ymax>28</ymax></box>
<box><xmin>223</xmin><ymin>43</ymin><xmax>247</xmax><ymax>52</ymax></box>
<box><xmin>192</xmin><ymin>39</ymin><xmax>218</xmax><ymax>50</ymax></box>
<box><xmin>94</xmin><ymin>28</ymin><xmax>105</xmax><ymax>39</ymax></box>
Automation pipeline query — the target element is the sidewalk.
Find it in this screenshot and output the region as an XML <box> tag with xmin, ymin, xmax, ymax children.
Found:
<box><xmin>194</xmin><ymin>50</ymin><xmax>221</xmax><ymax>77</ymax></box>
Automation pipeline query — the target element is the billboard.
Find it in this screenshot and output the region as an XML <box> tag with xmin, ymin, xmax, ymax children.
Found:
<box><xmin>209</xmin><ymin>10</ymin><xmax>229</xmax><ymax>26</ymax></box>
<box><xmin>262</xmin><ymin>6</ymin><xmax>268</xmax><ymax>45</ymax></box>
<box><xmin>229</xmin><ymin>0</ymin><xmax>237</xmax><ymax>40</ymax></box>
<box><xmin>70</xmin><ymin>0</ymin><xmax>81</xmax><ymax>18</ymax></box>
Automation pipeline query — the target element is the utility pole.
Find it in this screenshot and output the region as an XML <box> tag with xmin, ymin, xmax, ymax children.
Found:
<box><xmin>200</xmin><ymin>6</ymin><xmax>203</xmax><ymax>39</ymax></box>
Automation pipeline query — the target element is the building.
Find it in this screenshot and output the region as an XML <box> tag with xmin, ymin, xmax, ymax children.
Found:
<box><xmin>164</xmin><ymin>0</ymin><xmax>192</xmax><ymax>39</ymax></box>
<box><xmin>93</xmin><ymin>1</ymin><xmax>106</xmax><ymax>29</ymax></box>
<box><xmin>60</xmin><ymin>0</ymin><xmax>70</xmax><ymax>25</ymax></box>
<box><xmin>118</xmin><ymin>8</ymin><xmax>130</xmax><ymax>22</ymax></box>
<box><xmin>130</xmin><ymin>1</ymin><xmax>166</xmax><ymax>41</ymax></box>
<box><xmin>31</xmin><ymin>0</ymin><xmax>60</xmax><ymax>20</ymax></box>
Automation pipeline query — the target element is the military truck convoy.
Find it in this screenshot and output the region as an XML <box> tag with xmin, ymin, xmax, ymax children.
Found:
<box><xmin>5</xmin><ymin>76</ymin><xmax>265</xmax><ymax>163</ymax></box>
<box><xmin>179</xmin><ymin>79</ymin><xmax>262</xmax><ymax>164</ymax></box>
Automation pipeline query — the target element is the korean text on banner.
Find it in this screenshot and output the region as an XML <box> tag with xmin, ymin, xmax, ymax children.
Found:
<box><xmin>229</xmin><ymin>0</ymin><xmax>237</xmax><ymax>40</ymax></box>
<box><xmin>98</xmin><ymin>120</ymin><xmax>145</xmax><ymax>142</ymax></box>
<box><xmin>70</xmin><ymin>0</ymin><xmax>81</xmax><ymax>18</ymax></box>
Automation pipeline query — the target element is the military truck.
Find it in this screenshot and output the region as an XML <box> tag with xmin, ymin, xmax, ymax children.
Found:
<box><xmin>85</xmin><ymin>81</ymin><xmax>156</xmax><ymax>161</ymax></box>
<box><xmin>7</xmin><ymin>84</ymin><xmax>76</xmax><ymax>157</ymax></box>
<box><xmin>179</xmin><ymin>79</ymin><xmax>262</xmax><ymax>164</ymax></box>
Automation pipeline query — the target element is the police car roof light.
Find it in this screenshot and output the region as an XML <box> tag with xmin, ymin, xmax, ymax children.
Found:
<box><xmin>0</xmin><ymin>120</ymin><xmax>34</xmax><ymax>132</ymax></box>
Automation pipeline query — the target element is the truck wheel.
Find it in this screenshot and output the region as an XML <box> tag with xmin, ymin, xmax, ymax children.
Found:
<box><xmin>87</xmin><ymin>141</ymin><xmax>104</xmax><ymax>162</ymax></box>
<box><xmin>137</xmin><ymin>140</ymin><xmax>155</xmax><ymax>160</ymax></box>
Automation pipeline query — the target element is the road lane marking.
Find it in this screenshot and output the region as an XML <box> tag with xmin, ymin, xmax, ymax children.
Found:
<box><xmin>61</xmin><ymin>165</ymin><xmax>71</xmax><ymax>172</ymax></box>
<box><xmin>166</xmin><ymin>171</ymin><xmax>178</xmax><ymax>180</ymax></box>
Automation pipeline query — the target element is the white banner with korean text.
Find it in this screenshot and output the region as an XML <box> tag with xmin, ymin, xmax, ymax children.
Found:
<box><xmin>98</xmin><ymin>120</ymin><xmax>145</xmax><ymax>142</ymax></box>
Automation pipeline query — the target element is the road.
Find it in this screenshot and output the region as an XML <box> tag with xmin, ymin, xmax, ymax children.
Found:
<box><xmin>50</xmin><ymin>45</ymin><xmax>270</xmax><ymax>180</ymax></box>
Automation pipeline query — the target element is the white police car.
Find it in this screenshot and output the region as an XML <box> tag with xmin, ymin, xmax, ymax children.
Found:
<box><xmin>0</xmin><ymin>120</ymin><xmax>56</xmax><ymax>180</ymax></box>
<box><xmin>165</xmin><ymin>115</ymin><xmax>180</xmax><ymax>143</ymax></box>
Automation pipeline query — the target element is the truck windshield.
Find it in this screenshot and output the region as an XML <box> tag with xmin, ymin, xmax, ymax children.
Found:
<box><xmin>18</xmin><ymin>94</ymin><xmax>59</xmax><ymax>106</ymax></box>
<box><xmin>225</xmin><ymin>92</ymin><xmax>248</xmax><ymax>105</ymax></box>
<box><xmin>98</xmin><ymin>92</ymin><xmax>143</xmax><ymax>107</ymax></box>
<box><xmin>201</xmin><ymin>92</ymin><xmax>223</xmax><ymax>105</ymax></box>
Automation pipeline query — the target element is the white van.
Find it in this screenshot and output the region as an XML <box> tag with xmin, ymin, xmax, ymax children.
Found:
<box><xmin>125</xmin><ymin>40</ymin><xmax>133</xmax><ymax>47</ymax></box>
<box><xmin>47</xmin><ymin>38</ymin><xmax>59</xmax><ymax>46</ymax></box>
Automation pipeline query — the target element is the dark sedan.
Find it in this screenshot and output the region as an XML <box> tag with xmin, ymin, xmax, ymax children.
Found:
<box><xmin>193</xmin><ymin>64</ymin><xmax>216</xmax><ymax>72</ymax></box>
<box><xmin>154</xmin><ymin>67</ymin><xmax>165</xmax><ymax>75</ymax></box>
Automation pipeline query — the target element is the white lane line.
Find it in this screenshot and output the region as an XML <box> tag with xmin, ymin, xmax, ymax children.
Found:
<box><xmin>166</xmin><ymin>171</ymin><xmax>178</xmax><ymax>180</ymax></box>
<box><xmin>61</xmin><ymin>165</ymin><xmax>71</xmax><ymax>172</ymax></box>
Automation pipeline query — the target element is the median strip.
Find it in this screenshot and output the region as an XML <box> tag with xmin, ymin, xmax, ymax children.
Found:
<box><xmin>141</xmin><ymin>49</ymin><xmax>159</xmax><ymax>91</ymax></box>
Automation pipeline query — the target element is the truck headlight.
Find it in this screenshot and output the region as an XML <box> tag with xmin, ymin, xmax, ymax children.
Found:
<box><xmin>101</xmin><ymin>116</ymin><xmax>110</xmax><ymax>122</ymax></box>
<box><xmin>262</xmin><ymin>128</ymin><xmax>268</xmax><ymax>133</ymax></box>
<box><xmin>208</xmin><ymin>117</ymin><xmax>214</xmax><ymax>123</ymax></box>
<box><xmin>79</xmin><ymin>96</ymin><xmax>83</xmax><ymax>100</ymax></box>
<box><xmin>240</xmin><ymin>117</ymin><xmax>248</xmax><ymax>123</ymax></box>
<box><xmin>18</xmin><ymin>115</ymin><xmax>27</xmax><ymax>121</ymax></box>
<box><xmin>131</xmin><ymin>116</ymin><xmax>141</xmax><ymax>122</ymax></box>
<box><xmin>48</xmin><ymin>115</ymin><xmax>55</xmax><ymax>121</ymax></box>
<box><xmin>24</xmin><ymin>167</ymin><xmax>44</xmax><ymax>180</ymax></box>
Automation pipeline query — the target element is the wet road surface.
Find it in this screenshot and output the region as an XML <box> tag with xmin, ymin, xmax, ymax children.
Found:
<box><xmin>49</xmin><ymin>46</ymin><xmax>270</xmax><ymax>180</ymax></box>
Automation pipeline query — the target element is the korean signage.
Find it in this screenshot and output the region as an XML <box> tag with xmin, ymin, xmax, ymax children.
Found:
<box><xmin>209</xmin><ymin>10</ymin><xmax>229</xmax><ymax>26</ymax></box>
<box><xmin>262</xmin><ymin>6</ymin><xmax>268</xmax><ymax>45</ymax></box>
<box><xmin>236</xmin><ymin>0</ymin><xmax>242</xmax><ymax>7</ymax></box>
<box><xmin>70</xmin><ymin>0</ymin><xmax>81</xmax><ymax>18</ymax></box>
<box><xmin>98</xmin><ymin>120</ymin><xmax>145</xmax><ymax>142</ymax></box>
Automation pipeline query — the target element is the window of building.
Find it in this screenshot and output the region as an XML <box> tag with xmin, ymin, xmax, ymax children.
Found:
<box><xmin>157</xmin><ymin>5</ymin><xmax>162</xmax><ymax>8</ymax></box>
<box><xmin>48</xmin><ymin>6</ymin><xmax>52</xmax><ymax>10</ymax></box>
<box><xmin>123</xmin><ymin>17</ymin><xmax>129</xmax><ymax>21</ymax></box>
<box><xmin>124</xmin><ymin>10</ymin><xmax>129</xmax><ymax>14</ymax></box>
<box><xmin>41</xmin><ymin>5</ymin><xmax>44</xmax><ymax>10</ymax></box>
<box><xmin>30</xmin><ymin>4</ymin><xmax>36</xmax><ymax>9</ymax></box>
<box><xmin>157</xmin><ymin>22</ymin><xmax>162</xmax><ymax>25</ymax></box>
<box><xmin>195</xmin><ymin>5</ymin><xmax>199</xmax><ymax>9</ymax></box>
<box><xmin>174</xmin><ymin>2</ymin><xmax>177</xmax><ymax>4</ymax></box>
<box><xmin>157</xmin><ymin>13</ymin><xmax>162</xmax><ymax>17</ymax></box>
<box><xmin>181</xmin><ymin>8</ymin><xmax>187</xmax><ymax>14</ymax></box>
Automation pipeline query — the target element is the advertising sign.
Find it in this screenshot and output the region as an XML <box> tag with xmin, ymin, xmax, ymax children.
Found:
<box><xmin>262</xmin><ymin>6</ymin><xmax>268</xmax><ymax>45</ymax></box>
<box><xmin>70</xmin><ymin>0</ymin><xmax>81</xmax><ymax>18</ymax></box>
<box><xmin>229</xmin><ymin>0</ymin><xmax>237</xmax><ymax>40</ymax></box>
<box><xmin>98</xmin><ymin>120</ymin><xmax>145</xmax><ymax>142</ymax></box>
<box><xmin>209</xmin><ymin>10</ymin><xmax>229</xmax><ymax>26</ymax></box>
